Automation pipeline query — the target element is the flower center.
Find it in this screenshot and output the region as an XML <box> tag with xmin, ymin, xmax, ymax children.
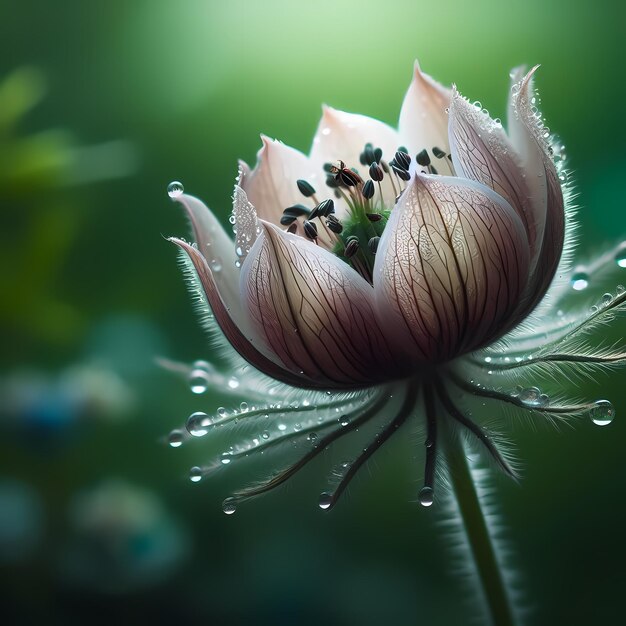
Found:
<box><xmin>280</xmin><ymin>142</ymin><xmax>453</xmax><ymax>284</ymax></box>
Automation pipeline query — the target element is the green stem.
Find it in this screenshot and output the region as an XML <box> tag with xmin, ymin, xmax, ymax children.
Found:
<box><xmin>443</xmin><ymin>426</ymin><xmax>516</xmax><ymax>626</ymax></box>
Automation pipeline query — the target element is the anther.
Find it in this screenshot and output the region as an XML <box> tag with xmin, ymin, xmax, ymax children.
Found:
<box><xmin>361</xmin><ymin>143</ymin><xmax>376</xmax><ymax>166</ymax></box>
<box><xmin>297</xmin><ymin>179</ymin><xmax>316</xmax><ymax>197</ymax></box>
<box><xmin>281</xmin><ymin>204</ymin><xmax>310</xmax><ymax>224</ymax></box>
<box><xmin>326</xmin><ymin>214</ymin><xmax>343</xmax><ymax>234</ymax></box>
<box><xmin>303</xmin><ymin>220</ymin><xmax>318</xmax><ymax>240</ymax></box>
<box><xmin>362</xmin><ymin>179</ymin><xmax>375</xmax><ymax>199</ymax></box>
<box><xmin>416</xmin><ymin>149</ymin><xmax>431</xmax><ymax>167</ymax></box>
<box><xmin>344</xmin><ymin>237</ymin><xmax>360</xmax><ymax>258</ymax></box>
<box><xmin>391</xmin><ymin>164</ymin><xmax>411</xmax><ymax>181</ymax></box>
<box><xmin>338</xmin><ymin>168</ymin><xmax>362</xmax><ymax>187</ymax></box>
<box><xmin>432</xmin><ymin>146</ymin><xmax>447</xmax><ymax>159</ymax></box>
<box><xmin>374</xmin><ymin>147</ymin><xmax>383</xmax><ymax>163</ymax></box>
<box><xmin>368</xmin><ymin>236</ymin><xmax>380</xmax><ymax>254</ymax></box>
<box><xmin>309</xmin><ymin>198</ymin><xmax>334</xmax><ymax>220</ymax></box>
<box><xmin>394</xmin><ymin>150</ymin><xmax>411</xmax><ymax>171</ymax></box>
<box><xmin>366</xmin><ymin>213</ymin><xmax>383</xmax><ymax>222</ymax></box>
<box><xmin>369</xmin><ymin>163</ymin><xmax>384</xmax><ymax>182</ymax></box>
<box><xmin>325</xmin><ymin>175</ymin><xmax>340</xmax><ymax>189</ymax></box>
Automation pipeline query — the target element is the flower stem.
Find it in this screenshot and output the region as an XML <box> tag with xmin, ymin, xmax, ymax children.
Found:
<box><xmin>443</xmin><ymin>426</ymin><xmax>516</xmax><ymax>626</ymax></box>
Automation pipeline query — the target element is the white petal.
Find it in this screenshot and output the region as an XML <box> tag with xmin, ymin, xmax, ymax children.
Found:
<box><xmin>232</xmin><ymin>184</ymin><xmax>260</xmax><ymax>263</ymax></box>
<box><xmin>309</xmin><ymin>105</ymin><xmax>400</xmax><ymax>211</ymax></box>
<box><xmin>172</xmin><ymin>193</ymin><xmax>242</xmax><ymax>328</ymax></box>
<box><xmin>240</xmin><ymin>221</ymin><xmax>405</xmax><ymax>387</ymax></box>
<box><xmin>399</xmin><ymin>60</ymin><xmax>452</xmax><ymax>174</ymax></box>
<box><xmin>374</xmin><ymin>174</ymin><xmax>530</xmax><ymax>363</ymax></box>
<box><xmin>448</xmin><ymin>88</ymin><xmax>540</xmax><ymax>268</ymax></box>
<box><xmin>169</xmin><ymin>237</ymin><xmax>313</xmax><ymax>388</ymax></box>
<box><xmin>508</xmin><ymin>66</ymin><xmax>565</xmax><ymax>308</ymax></box>
<box><xmin>240</xmin><ymin>136</ymin><xmax>319</xmax><ymax>226</ymax></box>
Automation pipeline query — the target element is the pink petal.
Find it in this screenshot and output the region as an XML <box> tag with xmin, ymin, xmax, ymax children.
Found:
<box><xmin>398</xmin><ymin>60</ymin><xmax>453</xmax><ymax>174</ymax></box>
<box><xmin>508</xmin><ymin>66</ymin><xmax>565</xmax><ymax>308</ymax></box>
<box><xmin>240</xmin><ymin>221</ymin><xmax>406</xmax><ymax>387</ymax></box>
<box><xmin>309</xmin><ymin>105</ymin><xmax>400</xmax><ymax>210</ymax></box>
<box><xmin>240</xmin><ymin>136</ymin><xmax>319</xmax><ymax>226</ymax></box>
<box><xmin>169</xmin><ymin>237</ymin><xmax>317</xmax><ymax>388</ymax></box>
<box><xmin>374</xmin><ymin>174</ymin><xmax>530</xmax><ymax>363</ymax></box>
<box><xmin>448</xmin><ymin>88</ymin><xmax>540</xmax><ymax>268</ymax></box>
<box><xmin>171</xmin><ymin>193</ymin><xmax>242</xmax><ymax>326</ymax></box>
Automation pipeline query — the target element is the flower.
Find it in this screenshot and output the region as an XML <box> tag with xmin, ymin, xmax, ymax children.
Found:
<box><xmin>165</xmin><ymin>62</ymin><xmax>622</xmax><ymax>514</ymax></box>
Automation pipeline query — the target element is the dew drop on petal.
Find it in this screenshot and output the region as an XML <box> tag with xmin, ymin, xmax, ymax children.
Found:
<box><xmin>216</xmin><ymin>407</ymin><xmax>227</xmax><ymax>418</ymax></box>
<box><xmin>222</xmin><ymin>497</ymin><xmax>237</xmax><ymax>515</ymax></box>
<box><xmin>189</xmin><ymin>466</ymin><xmax>203</xmax><ymax>482</ymax></box>
<box><xmin>261</xmin><ymin>430</ymin><xmax>270</xmax><ymax>440</ymax></box>
<box><xmin>167</xmin><ymin>181</ymin><xmax>184</xmax><ymax>198</ymax></box>
<box><xmin>168</xmin><ymin>430</ymin><xmax>184</xmax><ymax>448</ymax></box>
<box><xmin>519</xmin><ymin>387</ymin><xmax>542</xmax><ymax>407</ymax></box>
<box><xmin>418</xmin><ymin>486</ymin><xmax>434</xmax><ymax>507</ymax></box>
<box><xmin>570</xmin><ymin>270</ymin><xmax>589</xmax><ymax>291</ymax></box>
<box><xmin>220</xmin><ymin>453</ymin><xmax>232</xmax><ymax>465</ymax></box>
<box><xmin>189</xmin><ymin>369</ymin><xmax>209</xmax><ymax>394</ymax></box>
<box><xmin>340</xmin><ymin>416</ymin><xmax>350</xmax><ymax>427</ymax></box>
<box><xmin>602</xmin><ymin>292</ymin><xmax>613</xmax><ymax>305</ymax></box>
<box><xmin>228</xmin><ymin>377</ymin><xmax>240</xmax><ymax>389</ymax></box>
<box><xmin>240</xmin><ymin>402</ymin><xmax>248</xmax><ymax>412</ymax></box>
<box><xmin>589</xmin><ymin>400</ymin><xmax>615</xmax><ymax>426</ymax></box>
<box><xmin>615</xmin><ymin>246</ymin><xmax>626</xmax><ymax>268</ymax></box>
<box><xmin>318</xmin><ymin>492</ymin><xmax>332</xmax><ymax>510</ymax></box>
<box><xmin>186</xmin><ymin>411</ymin><xmax>210</xmax><ymax>437</ymax></box>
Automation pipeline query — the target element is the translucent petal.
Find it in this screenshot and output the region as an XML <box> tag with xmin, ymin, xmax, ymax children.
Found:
<box><xmin>448</xmin><ymin>88</ymin><xmax>540</xmax><ymax>269</ymax></box>
<box><xmin>398</xmin><ymin>60</ymin><xmax>453</xmax><ymax>174</ymax></box>
<box><xmin>508</xmin><ymin>67</ymin><xmax>565</xmax><ymax>308</ymax></box>
<box><xmin>240</xmin><ymin>136</ymin><xmax>319</xmax><ymax>226</ymax></box>
<box><xmin>172</xmin><ymin>193</ymin><xmax>241</xmax><ymax>325</ymax></box>
<box><xmin>309</xmin><ymin>105</ymin><xmax>400</xmax><ymax>211</ymax></box>
<box><xmin>169</xmin><ymin>237</ymin><xmax>315</xmax><ymax>388</ymax></box>
<box><xmin>374</xmin><ymin>174</ymin><xmax>530</xmax><ymax>362</ymax></box>
<box><xmin>240</xmin><ymin>221</ymin><xmax>405</xmax><ymax>387</ymax></box>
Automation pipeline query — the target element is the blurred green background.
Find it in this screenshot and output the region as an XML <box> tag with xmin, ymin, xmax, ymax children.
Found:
<box><xmin>1</xmin><ymin>1</ymin><xmax>625</xmax><ymax>624</ymax></box>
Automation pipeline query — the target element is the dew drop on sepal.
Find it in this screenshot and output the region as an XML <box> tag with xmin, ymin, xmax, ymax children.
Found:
<box><xmin>222</xmin><ymin>497</ymin><xmax>237</xmax><ymax>515</ymax></box>
<box><xmin>168</xmin><ymin>430</ymin><xmax>184</xmax><ymax>448</ymax></box>
<box><xmin>589</xmin><ymin>400</ymin><xmax>615</xmax><ymax>426</ymax></box>
<box><xmin>418</xmin><ymin>486</ymin><xmax>434</xmax><ymax>507</ymax></box>
<box><xmin>167</xmin><ymin>181</ymin><xmax>184</xmax><ymax>198</ymax></box>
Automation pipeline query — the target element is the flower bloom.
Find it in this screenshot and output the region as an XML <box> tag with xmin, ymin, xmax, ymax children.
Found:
<box><xmin>166</xmin><ymin>62</ymin><xmax>622</xmax><ymax>514</ymax></box>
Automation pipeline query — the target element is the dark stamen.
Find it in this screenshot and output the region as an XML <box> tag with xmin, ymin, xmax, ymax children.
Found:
<box><xmin>416</xmin><ymin>149</ymin><xmax>431</xmax><ymax>167</ymax></box>
<box><xmin>362</xmin><ymin>143</ymin><xmax>376</xmax><ymax>166</ymax></box>
<box><xmin>323</xmin><ymin>162</ymin><xmax>335</xmax><ymax>173</ymax></box>
<box><xmin>366</xmin><ymin>213</ymin><xmax>383</xmax><ymax>222</ymax></box>
<box><xmin>344</xmin><ymin>237</ymin><xmax>360</xmax><ymax>258</ymax></box>
<box><xmin>280</xmin><ymin>215</ymin><xmax>297</xmax><ymax>226</ymax></box>
<box><xmin>338</xmin><ymin>169</ymin><xmax>362</xmax><ymax>187</ymax></box>
<box><xmin>394</xmin><ymin>150</ymin><xmax>411</xmax><ymax>170</ymax></box>
<box><xmin>309</xmin><ymin>198</ymin><xmax>335</xmax><ymax>220</ymax></box>
<box><xmin>369</xmin><ymin>163</ymin><xmax>384</xmax><ymax>182</ymax></box>
<box><xmin>432</xmin><ymin>146</ymin><xmax>447</xmax><ymax>159</ymax></box>
<box><xmin>391</xmin><ymin>164</ymin><xmax>411</xmax><ymax>181</ymax></box>
<box><xmin>374</xmin><ymin>147</ymin><xmax>383</xmax><ymax>163</ymax></box>
<box><xmin>303</xmin><ymin>220</ymin><xmax>318</xmax><ymax>240</ymax></box>
<box><xmin>297</xmin><ymin>179</ymin><xmax>316</xmax><ymax>197</ymax></box>
<box><xmin>325</xmin><ymin>174</ymin><xmax>340</xmax><ymax>189</ymax></box>
<box><xmin>283</xmin><ymin>204</ymin><xmax>310</xmax><ymax>217</ymax></box>
<box><xmin>362</xmin><ymin>179</ymin><xmax>375</xmax><ymax>199</ymax></box>
<box><xmin>368</xmin><ymin>236</ymin><xmax>380</xmax><ymax>254</ymax></box>
<box><xmin>326</xmin><ymin>214</ymin><xmax>343</xmax><ymax>234</ymax></box>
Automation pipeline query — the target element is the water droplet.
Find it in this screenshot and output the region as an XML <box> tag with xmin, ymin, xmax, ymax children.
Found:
<box><xmin>617</xmin><ymin>285</ymin><xmax>625</xmax><ymax>294</ymax></box>
<box><xmin>240</xmin><ymin>401</ymin><xmax>249</xmax><ymax>412</ymax></box>
<box><xmin>340</xmin><ymin>416</ymin><xmax>350</xmax><ymax>427</ymax></box>
<box><xmin>277</xmin><ymin>423</ymin><xmax>287</xmax><ymax>431</ymax></box>
<box><xmin>228</xmin><ymin>377</ymin><xmax>240</xmax><ymax>389</ymax></box>
<box><xmin>615</xmin><ymin>246</ymin><xmax>626</xmax><ymax>268</ymax></box>
<box><xmin>222</xmin><ymin>497</ymin><xmax>237</xmax><ymax>515</ymax></box>
<box><xmin>307</xmin><ymin>432</ymin><xmax>318</xmax><ymax>443</ymax></box>
<box><xmin>570</xmin><ymin>270</ymin><xmax>589</xmax><ymax>291</ymax></box>
<box><xmin>321</xmin><ymin>127</ymin><xmax>331</xmax><ymax>136</ymax></box>
<box><xmin>167</xmin><ymin>181</ymin><xmax>184</xmax><ymax>198</ymax></box>
<box><xmin>602</xmin><ymin>292</ymin><xmax>614</xmax><ymax>305</ymax></box>
<box><xmin>418</xmin><ymin>486</ymin><xmax>434</xmax><ymax>507</ymax></box>
<box><xmin>519</xmin><ymin>387</ymin><xmax>549</xmax><ymax>408</ymax></box>
<box><xmin>189</xmin><ymin>466</ymin><xmax>203</xmax><ymax>482</ymax></box>
<box><xmin>261</xmin><ymin>430</ymin><xmax>270</xmax><ymax>440</ymax></box>
<box><xmin>168</xmin><ymin>430</ymin><xmax>184</xmax><ymax>448</ymax></box>
<box><xmin>294</xmin><ymin>423</ymin><xmax>302</xmax><ymax>431</ymax></box>
<box><xmin>228</xmin><ymin>215</ymin><xmax>236</xmax><ymax>225</ymax></box>
<box><xmin>318</xmin><ymin>492</ymin><xmax>332</xmax><ymax>510</ymax></box>
<box><xmin>589</xmin><ymin>400</ymin><xmax>615</xmax><ymax>426</ymax></box>
<box><xmin>186</xmin><ymin>411</ymin><xmax>210</xmax><ymax>437</ymax></box>
<box><xmin>210</xmin><ymin>259</ymin><xmax>222</xmax><ymax>273</ymax></box>
<box><xmin>221</xmin><ymin>453</ymin><xmax>232</xmax><ymax>465</ymax></box>
<box><xmin>216</xmin><ymin>407</ymin><xmax>227</xmax><ymax>419</ymax></box>
<box><xmin>188</xmin><ymin>369</ymin><xmax>209</xmax><ymax>394</ymax></box>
